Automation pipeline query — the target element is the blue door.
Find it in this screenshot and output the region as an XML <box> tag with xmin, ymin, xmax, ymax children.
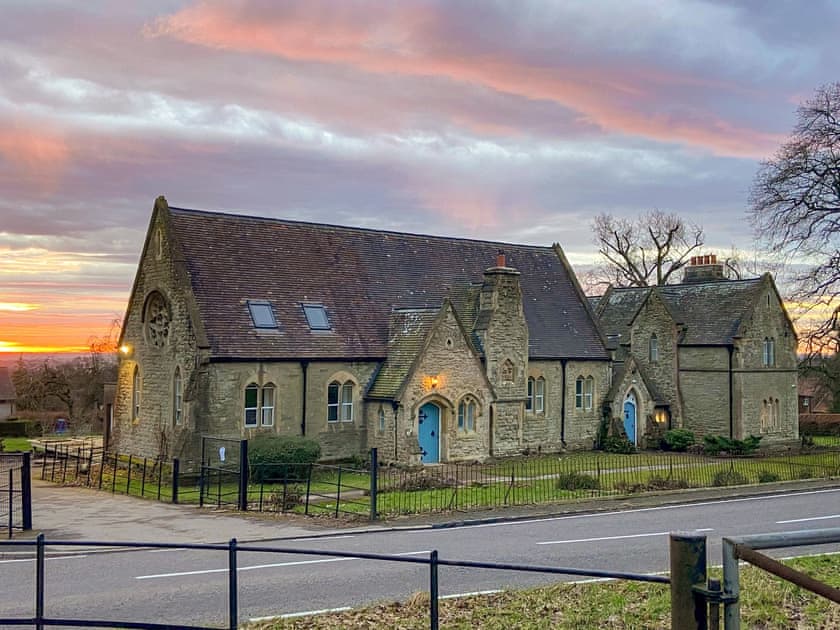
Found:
<box><xmin>623</xmin><ymin>399</ymin><xmax>637</xmax><ymax>445</ymax></box>
<box><xmin>418</xmin><ymin>403</ymin><xmax>440</xmax><ymax>463</ymax></box>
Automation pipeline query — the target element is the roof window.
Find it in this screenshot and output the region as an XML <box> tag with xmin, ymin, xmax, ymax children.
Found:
<box><xmin>248</xmin><ymin>301</ymin><xmax>278</xmax><ymax>329</ymax></box>
<box><xmin>302</xmin><ymin>304</ymin><xmax>331</xmax><ymax>330</ymax></box>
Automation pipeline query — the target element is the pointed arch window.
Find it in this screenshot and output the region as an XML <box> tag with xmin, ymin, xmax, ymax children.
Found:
<box><xmin>527</xmin><ymin>377</ymin><xmax>545</xmax><ymax>413</ymax></box>
<box><xmin>763</xmin><ymin>338</ymin><xmax>775</xmax><ymax>367</ymax></box>
<box><xmin>173</xmin><ymin>367</ymin><xmax>183</xmax><ymax>426</ymax></box>
<box><xmin>458</xmin><ymin>397</ymin><xmax>477</xmax><ymax>433</ymax></box>
<box><xmin>244</xmin><ymin>383</ymin><xmax>275</xmax><ymax>427</ymax></box>
<box><xmin>328</xmin><ymin>380</ymin><xmax>354</xmax><ymax>423</ymax></box>
<box><xmin>132</xmin><ymin>366</ymin><xmax>142</xmax><ymax>421</ymax></box>
<box><xmin>576</xmin><ymin>376</ymin><xmax>593</xmax><ymax>411</ymax></box>
<box><xmin>649</xmin><ymin>334</ymin><xmax>659</xmax><ymax>363</ymax></box>
<box><xmin>501</xmin><ymin>359</ymin><xmax>515</xmax><ymax>383</ymax></box>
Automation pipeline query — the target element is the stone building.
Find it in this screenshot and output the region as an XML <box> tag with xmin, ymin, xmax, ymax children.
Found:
<box><xmin>0</xmin><ymin>367</ymin><xmax>16</xmax><ymax>421</ymax></box>
<box><xmin>592</xmin><ymin>256</ymin><xmax>799</xmax><ymax>447</ymax></box>
<box><xmin>112</xmin><ymin>197</ymin><xmax>609</xmax><ymax>464</ymax></box>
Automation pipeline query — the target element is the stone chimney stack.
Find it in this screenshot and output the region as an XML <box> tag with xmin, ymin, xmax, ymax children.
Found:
<box><xmin>682</xmin><ymin>254</ymin><xmax>726</xmax><ymax>283</ymax></box>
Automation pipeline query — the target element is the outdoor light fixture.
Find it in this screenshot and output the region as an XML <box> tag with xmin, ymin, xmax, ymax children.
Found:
<box><xmin>119</xmin><ymin>344</ymin><xmax>132</xmax><ymax>357</ymax></box>
<box><xmin>430</xmin><ymin>375</ymin><xmax>439</xmax><ymax>389</ymax></box>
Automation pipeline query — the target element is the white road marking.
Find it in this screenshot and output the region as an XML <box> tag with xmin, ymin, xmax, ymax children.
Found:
<box><xmin>250</xmin><ymin>607</ymin><xmax>353</xmax><ymax>622</ymax></box>
<box><xmin>135</xmin><ymin>550</ymin><xmax>432</xmax><ymax>580</ymax></box>
<box><xmin>777</xmin><ymin>514</ymin><xmax>840</xmax><ymax>524</ymax></box>
<box><xmin>537</xmin><ymin>528</ymin><xmax>713</xmax><ymax>546</ymax></box>
<box><xmin>285</xmin><ymin>535</ymin><xmax>356</xmax><ymax>542</ymax></box>
<box><xmin>0</xmin><ymin>555</ymin><xmax>88</xmax><ymax>564</ymax></box>
<box><xmin>430</xmin><ymin>488</ymin><xmax>840</xmax><ymax>530</ymax></box>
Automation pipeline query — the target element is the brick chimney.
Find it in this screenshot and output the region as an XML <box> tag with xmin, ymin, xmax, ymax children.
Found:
<box><xmin>683</xmin><ymin>253</ymin><xmax>726</xmax><ymax>283</ymax></box>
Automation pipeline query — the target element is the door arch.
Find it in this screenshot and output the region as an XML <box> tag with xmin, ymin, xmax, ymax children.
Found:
<box><xmin>623</xmin><ymin>392</ymin><xmax>637</xmax><ymax>445</ymax></box>
<box><xmin>418</xmin><ymin>402</ymin><xmax>440</xmax><ymax>463</ymax></box>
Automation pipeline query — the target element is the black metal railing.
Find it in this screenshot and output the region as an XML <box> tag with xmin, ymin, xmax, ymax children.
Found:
<box><xmin>0</xmin><ymin>534</ymin><xmax>670</xmax><ymax>629</ymax></box>
<box><xmin>1</xmin><ymin>452</ymin><xmax>32</xmax><ymax>537</ymax></box>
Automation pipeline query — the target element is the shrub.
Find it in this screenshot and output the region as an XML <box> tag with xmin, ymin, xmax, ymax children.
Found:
<box><xmin>0</xmin><ymin>420</ymin><xmax>43</xmax><ymax>438</ymax></box>
<box><xmin>757</xmin><ymin>470</ymin><xmax>781</xmax><ymax>483</ymax></box>
<box><xmin>615</xmin><ymin>476</ymin><xmax>689</xmax><ymax>494</ymax></box>
<box><xmin>661</xmin><ymin>429</ymin><xmax>696</xmax><ymax>452</ymax></box>
<box><xmin>603</xmin><ymin>436</ymin><xmax>636</xmax><ymax>454</ymax></box>
<box><xmin>248</xmin><ymin>436</ymin><xmax>321</xmax><ymax>483</ymax></box>
<box><xmin>712</xmin><ymin>469</ymin><xmax>748</xmax><ymax>486</ymax></box>
<box><xmin>391</xmin><ymin>471</ymin><xmax>459</xmax><ymax>492</ymax></box>
<box><xmin>267</xmin><ymin>485</ymin><xmax>305</xmax><ymax>511</ymax></box>
<box><xmin>556</xmin><ymin>472</ymin><xmax>600</xmax><ymax>491</ymax></box>
<box><xmin>799</xmin><ymin>413</ymin><xmax>840</xmax><ymax>436</ymax></box>
<box><xmin>703</xmin><ymin>435</ymin><xmax>762</xmax><ymax>456</ymax></box>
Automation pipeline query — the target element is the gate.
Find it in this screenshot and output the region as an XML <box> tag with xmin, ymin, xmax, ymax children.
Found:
<box><xmin>0</xmin><ymin>452</ymin><xmax>32</xmax><ymax>537</ymax></box>
<box><xmin>199</xmin><ymin>437</ymin><xmax>248</xmax><ymax>511</ymax></box>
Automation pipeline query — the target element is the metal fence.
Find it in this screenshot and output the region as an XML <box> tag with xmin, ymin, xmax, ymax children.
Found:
<box><xmin>0</xmin><ymin>452</ymin><xmax>32</xmax><ymax>537</ymax></box>
<box><xmin>721</xmin><ymin>527</ymin><xmax>840</xmax><ymax>629</ymax></box>
<box><xmin>35</xmin><ymin>444</ymin><xmax>840</xmax><ymax>522</ymax></box>
<box><xmin>0</xmin><ymin>533</ymin><xmax>670</xmax><ymax>630</ymax></box>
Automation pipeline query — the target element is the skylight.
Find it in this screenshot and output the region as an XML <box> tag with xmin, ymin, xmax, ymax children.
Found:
<box><xmin>302</xmin><ymin>304</ymin><xmax>331</xmax><ymax>330</ymax></box>
<box><xmin>247</xmin><ymin>301</ymin><xmax>278</xmax><ymax>329</ymax></box>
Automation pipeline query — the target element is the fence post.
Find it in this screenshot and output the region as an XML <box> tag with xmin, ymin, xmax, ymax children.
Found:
<box><xmin>335</xmin><ymin>466</ymin><xmax>342</xmax><ymax>518</ymax></box>
<box><xmin>199</xmin><ymin>464</ymin><xmax>206</xmax><ymax>508</ymax></box>
<box><xmin>722</xmin><ymin>538</ymin><xmax>740</xmax><ymax>630</ymax></box>
<box><xmin>126</xmin><ymin>455</ymin><xmax>133</xmax><ymax>495</ymax></box>
<box><xmin>304</xmin><ymin>463</ymin><xmax>313</xmax><ymax>515</ymax></box>
<box><xmin>238</xmin><ymin>440</ymin><xmax>249</xmax><ymax>512</ymax></box>
<box><xmin>35</xmin><ymin>532</ymin><xmax>45</xmax><ymax>630</ymax></box>
<box><xmin>7</xmin><ymin>469</ymin><xmax>12</xmax><ymax>538</ymax></box>
<box><xmin>670</xmin><ymin>531</ymin><xmax>708</xmax><ymax>630</ymax></box>
<box><xmin>171</xmin><ymin>458</ymin><xmax>180</xmax><ymax>504</ymax></box>
<box><xmin>369</xmin><ymin>447</ymin><xmax>378</xmax><ymax>521</ymax></box>
<box><xmin>228</xmin><ymin>538</ymin><xmax>238</xmax><ymax>630</ymax></box>
<box><xmin>429</xmin><ymin>550</ymin><xmax>439</xmax><ymax>630</ymax></box>
<box><xmin>22</xmin><ymin>452</ymin><xmax>32</xmax><ymax>531</ymax></box>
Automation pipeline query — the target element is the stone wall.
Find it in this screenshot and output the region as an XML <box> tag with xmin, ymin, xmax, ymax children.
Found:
<box><xmin>678</xmin><ymin>346</ymin><xmax>731</xmax><ymax>437</ymax></box>
<box><xmin>113</xmin><ymin>204</ymin><xmax>203</xmax><ymax>462</ymax></box>
<box><xmin>392</xmin><ymin>306</ymin><xmax>493</xmax><ymax>463</ymax></box>
<box><xmin>563</xmin><ymin>360</ymin><xmax>611</xmax><ymax>449</ymax></box>
<box><xmin>629</xmin><ymin>292</ymin><xmax>683</xmax><ymax>425</ymax></box>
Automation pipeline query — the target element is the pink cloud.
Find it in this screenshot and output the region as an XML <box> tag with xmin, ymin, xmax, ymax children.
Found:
<box><xmin>147</xmin><ymin>1</ymin><xmax>781</xmax><ymax>157</ymax></box>
<box><xmin>0</xmin><ymin>122</ymin><xmax>69</xmax><ymax>185</ymax></box>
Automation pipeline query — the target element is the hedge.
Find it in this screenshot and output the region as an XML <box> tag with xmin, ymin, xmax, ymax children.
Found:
<box><xmin>248</xmin><ymin>435</ymin><xmax>321</xmax><ymax>483</ymax></box>
<box><xmin>799</xmin><ymin>413</ymin><xmax>840</xmax><ymax>436</ymax></box>
<box><xmin>0</xmin><ymin>420</ymin><xmax>43</xmax><ymax>437</ymax></box>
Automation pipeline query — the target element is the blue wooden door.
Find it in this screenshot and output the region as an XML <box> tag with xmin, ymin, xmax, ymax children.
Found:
<box><xmin>418</xmin><ymin>403</ymin><xmax>440</xmax><ymax>463</ymax></box>
<box><xmin>623</xmin><ymin>400</ymin><xmax>636</xmax><ymax>444</ymax></box>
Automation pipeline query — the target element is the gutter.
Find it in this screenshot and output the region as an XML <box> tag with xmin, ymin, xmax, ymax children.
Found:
<box><xmin>300</xmin><ymin>360</ymin><xmax>309</xmax><ymax>437</ymax></box>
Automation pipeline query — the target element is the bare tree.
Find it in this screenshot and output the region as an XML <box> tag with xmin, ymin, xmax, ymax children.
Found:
<box><xmin>749</xmin><ymin>82</ymin><xmax>840</xmax><ymax>357</ymax></box>
<box><xmin>591</xmin><ymin>210</ymin><xmax>705</xmax><ymax>289</ymax></box>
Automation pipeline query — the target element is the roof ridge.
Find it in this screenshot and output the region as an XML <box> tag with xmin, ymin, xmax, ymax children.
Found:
<box><xmin>169</xmin><ymin>205</ymin><xmax>555</xmax><ymax>252</ymax></box>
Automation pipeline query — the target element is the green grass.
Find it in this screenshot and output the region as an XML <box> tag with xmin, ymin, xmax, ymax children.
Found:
<box><xmin>812</xmin><ymin>435</ymin><xmax>840</xmax><ymax>447</ymax></box>
<box><xmin>1</xmin><ymin>437</ymin><xmax>32</xmax><ymax>452</ymax></box>
<box><xmin>246</xmin><ymin>554</ymin><xmax>840</xmax><ymax>629</ymax></box>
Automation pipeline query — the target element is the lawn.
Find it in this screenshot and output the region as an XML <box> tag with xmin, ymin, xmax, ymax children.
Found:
<box><xmin>246</xmin><ymin>554</ymin><xmax>840</xmax><ymax>629</ymax></box>
<box><xmin>0</xmin><ymin>437</ymin><xmax>32</xmax><ymax>452</ymax></box>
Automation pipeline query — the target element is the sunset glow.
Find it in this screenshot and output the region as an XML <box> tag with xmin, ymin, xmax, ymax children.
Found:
<box><xmin>1</xmin><ymin>1</ymin><xmax>837</xmax><ymax>352</ymax></box>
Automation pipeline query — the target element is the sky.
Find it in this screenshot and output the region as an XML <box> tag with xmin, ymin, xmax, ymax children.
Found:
<box><xmin>1</xmin><ymin>0</ymin><xmax>838</xmax><ymax>354</ymax></box>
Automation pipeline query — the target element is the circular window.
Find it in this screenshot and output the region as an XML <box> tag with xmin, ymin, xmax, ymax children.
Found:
<box><xmin>145</xmin><ymin>292</ymin><xmax>171</xmax><ymax>348</ymax></box>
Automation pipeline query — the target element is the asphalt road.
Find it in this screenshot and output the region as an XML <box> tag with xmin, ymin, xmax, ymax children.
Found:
<box><xmin>1</xmin><ymin>487</ymin><xmax>839</xmax><ymax>627</ymax></box>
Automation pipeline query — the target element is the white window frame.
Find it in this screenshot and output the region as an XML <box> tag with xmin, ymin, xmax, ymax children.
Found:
<box><xmin>535</xmin><ymin>377</ymin><xmax>545</xmax><ymax>413</ymax></box>
<box><xmin>261</xmin><ymin>384</ymin><xmax>275</xmax><ymax>427</ymax></box>
<box><xmin>378</xmin><ymin>408</ymin><xmax>386</xmax><ymax>433</ymax></box>
<box><xmin>763</xmin><ymin>338</ymin><xmax>775</xmax><ymax>367</ymax></box>
<box><xmin>526</xmin><ymin>377</ymin><xmax>534</xmax><ymax>411</ymax></box>
<box><xmin>244</xmin><ymin>383</ymin><xmax>259</xmax><ymax>428</ymax></box>
<box><xmin>340</xmin><ymin>382</ymin><xmax>354</xmax><ymax>422</ymax></box>
<box><xmin>649</xmin><ymin>334</ymin><xmax>659</xmax><ymax>363</ymax></box>
<box><xmin>575</xmin><ymin>376</ymin><xmax>584</xmax><ymax>410</ymax></box>
<box><xmin>327</xmin><ymin>382</ymin><xmax>340</xmax><ymax>423</ymax></box>
<box><xmin>457</xmin><ymin>398</ymin><xmax>477</xmax><ymax>433</ymax></box>
<box><xmin>584</xmin><ymin>376</ymin><xmax>594</xmax><ymax>411</ymax></box>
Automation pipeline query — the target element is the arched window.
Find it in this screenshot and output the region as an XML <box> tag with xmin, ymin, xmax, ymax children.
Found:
<box><xmin>649</xmin><ymin>334</ymin><xmax>659</xmax><ymax>363</ymax></box>
<box><xmin>575</xmin><ymin>376</ymin><xmax>584</xmax><ymax>410</ymax></box>
<box><xmin>132</xmin><ymin>366</ymin><xmax>142</xmax><ymax>421</ymax></box>
<box><xmin>526</xmin><ymin>377</ymin><xmax>534</xmax><ymax>411</ymax></box>
<box><xmin>763</xmin><ymin>338</ymin><xmax>775</xmax><ymax>367</ymax></box>
<box><xmin>585</xmin><ymin>376</ymin><xmax>594</xmax><ymax>410</ymax></box>
<box><xmin>244</xmin><ymin>383</ymin><xmax>259</xmax><ymax>427</ymax></box>
<box><xmin>535</xmin><ymin>377</ymin><xmax>545</xmax><ymax>413</ymax></box>
<box><xmin>144</xmin><ymin>291</ymin><xmax>171</xmax><ymax>348</ymax></box>
<box><xmin>261</xmin><ymin>384</ymin><xmax>276</xmax><ymax>427</ymax></box>
<box><xmin>458</xmin><ymin>397</ymin><xmax>477</xmax><ymax>433</ymax></box>
<box><xmin>328</xmin><ymin>380</ymin><xmax>354</xmax><ymax>423</ymax></box>
<box><xmin>173</xmin><ymin>367</ymin><xmax>182</xmax><ymax>426</ymax></box>
<box><xmin>378</xmin><ymin>408</ymin><xmax>386</xmax><ymax>433</ymax></box>
<box><xmin>244</xmin><ymin>383</ymin><xmax>276</xmax><ymax>428</ymax></box>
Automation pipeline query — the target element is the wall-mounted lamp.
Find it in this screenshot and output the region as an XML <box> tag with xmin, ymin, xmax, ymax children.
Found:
<box><xmin>119</xmin><ymin>344</ymin><xmax>132</xmax><ymax>357</ymax></box>
<box><xmin>430</xmin><ymin>375</ymin><xmax>439</xmax><ymax>389</ymax></box>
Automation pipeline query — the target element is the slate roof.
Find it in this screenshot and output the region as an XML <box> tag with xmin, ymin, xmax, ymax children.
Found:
<box><xmin>167</xmin><ymin>206</ymin><xmax>608</xmax><ymax>361</ymax></box>
<box><xmin>366</xmin><ymin>308</ymin><xmax>439</xmax><ymax>400</ymax></box>
<box><xmin>0</xmin><ymin>367</ymin><xmax>16</xmax><ymax>400</ymax></box>
<box><xmin>596</xmin><ymin>278</ymin><xmax>766</xmax><ymax>346</ymax></box>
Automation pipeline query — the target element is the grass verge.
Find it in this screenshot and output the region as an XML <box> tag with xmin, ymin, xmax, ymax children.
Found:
<box><xmin>246</xmin><ymin>554</ymin><xmax>840</xmax><ymax>629</ymax></box>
